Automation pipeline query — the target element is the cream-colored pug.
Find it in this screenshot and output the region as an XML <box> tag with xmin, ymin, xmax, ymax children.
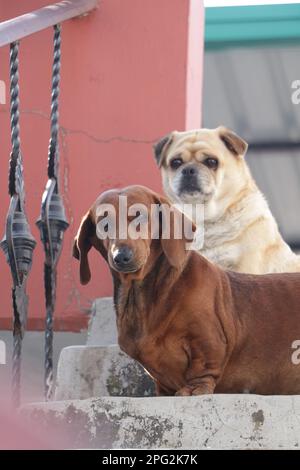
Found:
<box><xmin>153</xmin><ymin>126</ymin><xmax>300</xmax><ymax>274</ymax></box>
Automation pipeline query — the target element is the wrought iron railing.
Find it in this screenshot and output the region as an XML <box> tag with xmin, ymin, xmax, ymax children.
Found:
<box><xmin>0</xmin><ymin>0</ymin><xmax>98</xmax><ymax>407</ymax></box>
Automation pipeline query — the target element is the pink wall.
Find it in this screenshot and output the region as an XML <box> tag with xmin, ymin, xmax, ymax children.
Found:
<box><xmin>0</xmin><ymin>0</ymin><xmax>204</xmax><ymax>330</ymax></box>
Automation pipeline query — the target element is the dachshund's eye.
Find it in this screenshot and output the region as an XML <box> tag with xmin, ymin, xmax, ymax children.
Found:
<box><xmin>98</xmin><ymin>211</ymin><xmax>110</xmax><ymax>233</ymax></box>
<box><xmin>170</xmin><ymin>158</ymin><xmax>183</xmax><ymax>170</ymax></box>
<box><xmin>203</xmin><ymin>157</ymin><xmax>218</xmax><ymax>170</ymax></box>
<box><xmin>128</xmin><ymin>211</ymin><xmax>141</xmax><ymax>223</ymax></box>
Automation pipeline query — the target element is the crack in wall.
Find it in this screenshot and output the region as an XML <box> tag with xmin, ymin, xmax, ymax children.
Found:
<box><xmin>0</xmin><ymin>108</ymin><xmax>160</xmax><ymax>145</ymax></box>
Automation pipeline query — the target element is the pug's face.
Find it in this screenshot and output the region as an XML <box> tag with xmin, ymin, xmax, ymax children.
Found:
<box><xmin>153</xmin><ymin>126</ymin><xmax>248</xmax><ymax>206</ymax></box>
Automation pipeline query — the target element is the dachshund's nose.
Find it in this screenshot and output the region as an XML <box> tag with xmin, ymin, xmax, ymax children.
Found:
<box><xmin>113</xmin><ymin>246</ymin><xmax>134</xmax><ymax>268</ymax></box>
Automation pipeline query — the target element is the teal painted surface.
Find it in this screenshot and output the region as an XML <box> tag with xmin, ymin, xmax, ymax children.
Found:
<box><xmin>205</xmin><ymin>4</ymin><xmax>300</xmax><ymax>49</ymax></box>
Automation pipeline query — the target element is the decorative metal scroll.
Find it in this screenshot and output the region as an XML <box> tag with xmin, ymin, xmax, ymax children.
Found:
<box><xmin>36</xmin><ymin>24</ymin><xmax>69</xmax><ymax>401</ymax></box>
<box><xmin>0</xmin><ymin>41</ymin><xmax>36</xmax><ymax>408</ymax></box>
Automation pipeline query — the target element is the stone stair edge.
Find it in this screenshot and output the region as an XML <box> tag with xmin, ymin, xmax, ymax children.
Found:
<box><xmin>23</xmin><ymin>393</ymin><xmax>300</xmax><ymax>408</ymax></box>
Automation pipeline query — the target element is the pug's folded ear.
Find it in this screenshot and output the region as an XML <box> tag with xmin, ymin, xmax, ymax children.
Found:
<box><xmin>153</xmin><ymin>132</ymin><xmax>174</xmax><ymax>168</ymax></box>
<box><xmin>218</xmin><ymin>126</ymin><xmax>248</xmax><ymax>157</ymax></box>
<box><xmin>72</xmin><ymin>212</ymin><xmax>94</xmax><ymax>285</ymax></box>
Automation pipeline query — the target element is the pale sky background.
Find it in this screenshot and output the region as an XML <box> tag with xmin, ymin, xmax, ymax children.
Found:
<box><xmin>204</xmin><ymin>0</ymin><xmax>300</xmax><ymax>7</ymax></box>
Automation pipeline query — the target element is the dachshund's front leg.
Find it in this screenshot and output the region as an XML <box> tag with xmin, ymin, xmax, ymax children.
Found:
<box><xmin>175</xmin><ymin>354</ymin><xmax>219</xmax><ymax>396</ymax></box>
<box><xmin>175</xmin><ymin>378</ymin><xmax>216</xmax><ymax>396</ymax></box>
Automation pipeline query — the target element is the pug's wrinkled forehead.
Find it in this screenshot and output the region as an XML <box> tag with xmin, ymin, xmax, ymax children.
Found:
<box><xmin>153</xmin><ymin>127</ymin><xmax>248</xmax><ymax>168</ymax></box>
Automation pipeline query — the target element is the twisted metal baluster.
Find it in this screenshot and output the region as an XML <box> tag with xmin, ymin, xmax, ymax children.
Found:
<box><xmin>48</xmin><ymin>24</ymin><xmax>60</xmax><ymax>179</ymax></box>
<box><xmin>37</xmin><ymin>24</ymin><xmax>69</xmax><ymax>401</ymax></box>
<box><xmin>1</xmin><ymin>42</ymin><xmax>36</xmax><ymax>408</ymax></box>
<box><xmin>9</xmin><ymin>43</ymin><xmax>21</xmax><ymax>198</ymax></box>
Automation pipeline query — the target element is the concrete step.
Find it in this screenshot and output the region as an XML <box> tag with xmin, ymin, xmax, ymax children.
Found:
<box><xmin>21</xmin><ymin>394</ymin><xmax>300</xmax><ymax>449</ymax></box>
<box><xmin>55</xmin><ymin>297</ymin><xmax>155</xmax><ymax>401</ymax></box>
<box><xmin>87</xmin><ymin>297</ymin><xmax>117</xmax><ymax>346</ymax></box>
<box><xmin>54</xmin><ymin>345</ymin><xmax>155</xmax><ymax>400</ymax></box>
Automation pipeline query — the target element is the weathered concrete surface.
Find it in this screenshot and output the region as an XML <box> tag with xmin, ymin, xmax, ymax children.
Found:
<box><xmin>21</xmin><ymin>394</ymin><xmax>300</xmax><ymax>449</ymax></box>
<box><xmin>87</xmin><ymin>297</ymin><xmax>117</xmax><ymax>346</ymax></box>
<box><xmin>55</xmin><ymin>345</ymin><xmax>155</xmax><ymax>400</ymax></box>
<box><xmin>55</xmin><ymin>299</ymin><xmax>155</xmax><ymax>400</ymax></box>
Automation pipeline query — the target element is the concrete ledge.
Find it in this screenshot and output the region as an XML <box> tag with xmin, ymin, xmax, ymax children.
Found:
<box><xmin>87</xmin><ymin>297</ymin><xmax>117</xmax><ymax>346</ymax></box>
<box><xmin>21</xmin><ymin>394</ymin><xmax>300</xmax><ymax>449</ymax></box>
<box><xmin>55</xmin><ymin>345</ymin><xmax>155</xmax><ymax>400</ymax></box>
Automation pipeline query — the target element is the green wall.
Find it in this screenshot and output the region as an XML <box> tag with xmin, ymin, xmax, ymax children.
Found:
<box><xmin>205</xmin><ymin>4</ymin><xmax>300</xmax><ymax>49</ymax></box>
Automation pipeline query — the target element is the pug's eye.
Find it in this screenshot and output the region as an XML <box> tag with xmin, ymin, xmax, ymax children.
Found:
<box><xmin>170</xmin><ymin>158</ymin><xmax>183</xmax><ymax>170</ymax></box>
<box><xmin>203</xmin><ymin>157</ymin><xmax>218</xmax><ymax>170</ymax></box>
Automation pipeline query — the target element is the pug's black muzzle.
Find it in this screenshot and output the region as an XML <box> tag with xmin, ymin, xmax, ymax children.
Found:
<box><xmin>179</xmin><ymin>164</ymin><xmax>201</xmax><ymax>194</ymax></box>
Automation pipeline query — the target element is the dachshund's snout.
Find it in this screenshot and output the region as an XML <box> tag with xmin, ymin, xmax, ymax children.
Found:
<box><xmin>112</xmin><ymin>245</ymin><xmax>134</xmax><ymax>272</ymax></box>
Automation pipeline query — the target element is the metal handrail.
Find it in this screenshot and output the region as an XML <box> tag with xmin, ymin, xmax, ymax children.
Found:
<box><xmin>0</xmin><ymin>0</ymin><xmax>98</xmax><ymax>406</ymax></box>
<box><xmin>0</xmin><ymin>0</ymin><xmax>98</xmax><ymax>47</ymax></box>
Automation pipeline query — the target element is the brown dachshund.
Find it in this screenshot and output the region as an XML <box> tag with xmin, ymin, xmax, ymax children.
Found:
<box><xmin>73</xmin><ymin>185</ymin><xmax>300</xmax><ymax>396</ymax></box>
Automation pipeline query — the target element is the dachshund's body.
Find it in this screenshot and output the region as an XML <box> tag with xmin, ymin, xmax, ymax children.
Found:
<box><xmin>114</xmin><ymin>249</ymin><xmax>300</xmax><ymax>396</ymax></box>
<box><xmin>73</xmin><ymin>185</ymin><xmax>300</xmax><ymax>396</ymax></box>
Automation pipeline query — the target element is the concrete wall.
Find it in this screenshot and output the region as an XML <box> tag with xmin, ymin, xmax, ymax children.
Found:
<box><xmin>0</xmin><ymin>0</ymin><xmax>204</xmax><ymax>330</ymax></box>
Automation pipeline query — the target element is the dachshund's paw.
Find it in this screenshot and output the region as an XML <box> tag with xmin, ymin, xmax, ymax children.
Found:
<box><xmin>175</xmin><ymin>386</ymin><xmax>193</xmax><ymax>396</ymax></box>
<box><xmin>176</xmin><ymin>384</ymin><xmax>213</xmax><ymax>396</ymax></box>
<box><xmin>190</xmin><ymin>385</ymin><xmax>213</xmax><ymax>395</ymax></box>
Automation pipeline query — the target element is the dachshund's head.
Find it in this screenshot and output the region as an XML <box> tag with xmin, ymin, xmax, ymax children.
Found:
<box><xmin>73</xmin><ymin>185</ymin><xmax>196</xmax><ymax>284</ymax></box>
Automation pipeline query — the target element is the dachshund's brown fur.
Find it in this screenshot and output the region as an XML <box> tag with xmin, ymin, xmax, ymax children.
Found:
<box><xmin>73</xmin><ymin>185</ymin><xmax>300</xmax><ymax>396</ymax></box>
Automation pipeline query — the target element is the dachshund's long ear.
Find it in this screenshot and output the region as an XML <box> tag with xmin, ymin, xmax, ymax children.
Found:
<box><xmin>153</xmin><ymin>133</ymin><xmax>174</xmax><ymax>168</ymax></box>
<box><xmin>153</xmin><ymin>195</ymin><xmax>196</xmax><ymax>269</ymax></box>
<box><xmin>73</xmin><ymin>212</ymin><xmax>94</xmax><ymax>285</ymax></box>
